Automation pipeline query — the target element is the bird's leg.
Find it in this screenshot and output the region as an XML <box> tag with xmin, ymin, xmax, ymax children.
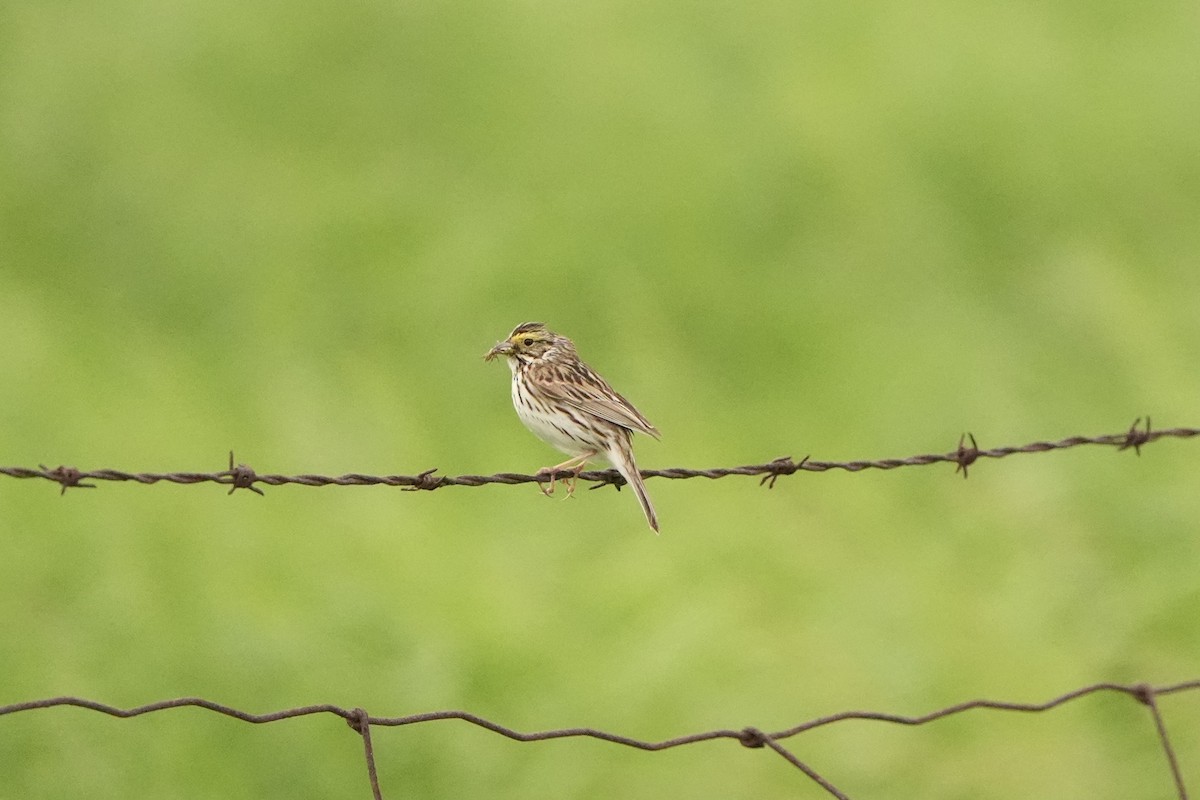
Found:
<box><xmin>560</xmin><ymin>450</ymin><xmax>599</xmax><ymax>498</ymax></box>
<box><xmin>537</xmin><ymin>451</ymin><xmax>597</xmax><ymax>498</ymax></box>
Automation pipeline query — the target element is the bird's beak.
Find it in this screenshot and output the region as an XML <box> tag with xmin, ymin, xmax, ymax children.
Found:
<box><xmin>484</xmin><ymin>340</ymin><xmax>514</xmax><ymax>361</ymax></box>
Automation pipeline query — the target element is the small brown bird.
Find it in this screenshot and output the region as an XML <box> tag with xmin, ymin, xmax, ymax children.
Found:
<box><xmin>485</xmin><ymin>322</ymin><xmax>661</xmax><ymax>533</ymax></box>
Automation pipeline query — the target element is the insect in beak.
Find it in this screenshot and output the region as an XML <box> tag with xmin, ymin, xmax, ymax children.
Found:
<box><xmin>484</xmin><ymin>341</ymin><xmax>514</xmax><ymax>361</ymax></box>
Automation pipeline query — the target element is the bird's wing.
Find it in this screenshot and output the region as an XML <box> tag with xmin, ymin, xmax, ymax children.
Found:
<box><xmin>535</xmin><ymin>361</ymin><xmax>661</xmax><ymax>439</ymax></box>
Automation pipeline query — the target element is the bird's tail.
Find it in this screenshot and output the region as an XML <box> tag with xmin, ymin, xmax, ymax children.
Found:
<box><xmin>609</xmin><ymin>437</ymin><xmax>659</xmax><ymax>534</ymax></box>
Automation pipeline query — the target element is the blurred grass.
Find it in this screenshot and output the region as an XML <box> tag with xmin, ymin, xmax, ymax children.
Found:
<box><xmin>1</xmin><ymin>0</ymin><xmax>1199</xmax><ymax>797</ymax></box>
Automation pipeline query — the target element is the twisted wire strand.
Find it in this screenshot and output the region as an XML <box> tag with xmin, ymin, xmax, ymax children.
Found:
<box><xmin>1</xmin><ymin>418</ymin><xmax>1192</xmax><ymax>495</ymax></box>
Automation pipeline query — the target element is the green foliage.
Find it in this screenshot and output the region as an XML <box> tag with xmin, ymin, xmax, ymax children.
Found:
<box><xmin>1</xmin><ymin>1</ymin><xmax>1198</xmax><ymax>797</ymax></box>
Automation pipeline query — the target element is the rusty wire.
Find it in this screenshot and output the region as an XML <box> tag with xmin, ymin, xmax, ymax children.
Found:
<box><xmin>2</xmin><ymin>680</ymin><xmax>1196</xmax><ymax>799</ymax></box>
<box><xmin>0</xmin><ymin>418</ymin><xmax>1194</xmax><ymax>496</ymax></box>
<box><xmin>2</xmin><ymin>418</ymin><xmax>1198</xmax><ymax>796</ymax></box>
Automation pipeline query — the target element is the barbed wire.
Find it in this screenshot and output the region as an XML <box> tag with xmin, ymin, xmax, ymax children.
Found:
<box><xmin>4</xmin><ymin>419</ymin><xmax>1197</xmax><ymax>795</ymax></box>
<box><xmin>0</xmin><ymin>417</ymin><xmax>1194</xmax><ymax>496</ymax></box>
<box><xmin>2</xmin><ymin>679</ymin><xmax>1196</xmax><ymax>799</ymax></box>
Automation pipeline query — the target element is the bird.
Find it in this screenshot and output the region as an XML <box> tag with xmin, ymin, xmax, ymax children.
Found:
<box><xmin>485</xmin><ymin>322</ymin><xmax>661</xmax><ymax>533</ymax></box>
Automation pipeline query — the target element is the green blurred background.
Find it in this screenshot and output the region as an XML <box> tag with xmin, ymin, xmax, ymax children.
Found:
<box><xmin>1</xmin><ymin>0</ymin><xmax>1198</xmax><ymax>797</ymax></box>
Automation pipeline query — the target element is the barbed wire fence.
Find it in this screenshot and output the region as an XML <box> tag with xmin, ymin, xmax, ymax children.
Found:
<box><xmin>2</xmin><ymin>417</ymin><xmax>1198</xmax><ymax>798</ymax></box>
<box><xmin>2</xmin><ymin>680</ymin><xmax>1196</xmax><ymax>799</ymax></box>
<box><xmin>1</xmin><ymin>417</ymin><xmax>1194</xmax><ymax>495</ymax></box>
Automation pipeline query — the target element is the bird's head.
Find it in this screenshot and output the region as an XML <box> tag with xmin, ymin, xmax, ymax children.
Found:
<box><xmin>484</xmin><ymin>322</ymin><xmax>574</xmax><ymax>365</ymax></box>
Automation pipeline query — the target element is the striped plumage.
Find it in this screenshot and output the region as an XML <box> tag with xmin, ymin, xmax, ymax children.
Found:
<box><xmin>485</xmin><ymin>322</ymin><xmax>661</xmax><ymax>533</ymax></box>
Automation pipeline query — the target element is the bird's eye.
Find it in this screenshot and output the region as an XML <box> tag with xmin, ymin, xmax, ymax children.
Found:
<box><xmin>523</xmin><ymin>338</ymin><xmax>533</xmax><ymax>346</ymax></box>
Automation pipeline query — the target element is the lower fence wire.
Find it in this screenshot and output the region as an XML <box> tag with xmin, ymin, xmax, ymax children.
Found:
<box><xmin>2</xmin><ymin>680</ymin><xmax>1196</xmax><ymax>799</ymax></box>
<box><xmin>347</xmin><ymin>708</ymin><xmax>384</xmax><ymax>800</ymax></box>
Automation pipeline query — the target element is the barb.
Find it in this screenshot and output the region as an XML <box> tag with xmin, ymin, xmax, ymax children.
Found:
<box><xmin>2</xmin><ymin>419</ymin><xmax>1196</xmax><ymax>496</ymax></box>
<box><xmin>2</xmin><ymin>680</ymin><xmax>1196</xmax><ymax>799</ymax></box>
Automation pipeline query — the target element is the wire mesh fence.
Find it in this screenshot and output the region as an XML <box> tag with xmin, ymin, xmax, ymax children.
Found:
<box><xmin>2</xmin><ymin>417</ymin><xmax>1197</xmax><ymax>798</ymax></box>
<box><xmin>2</xmin><ymin>680</ymin><xmax>1196</xmax><ymax>799</ymax></box>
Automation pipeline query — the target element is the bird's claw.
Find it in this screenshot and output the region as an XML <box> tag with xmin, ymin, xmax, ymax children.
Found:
<box><xmin>536</xmin><ymin>466</ymin><xmax>583</xmax><ymax>498</ymax></box>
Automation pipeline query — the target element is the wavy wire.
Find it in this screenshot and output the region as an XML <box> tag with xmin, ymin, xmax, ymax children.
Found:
<box><xmin>2</xmin><ymin>680</ymin><xmax>1196</xmax><ymax>799</ymax></box>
